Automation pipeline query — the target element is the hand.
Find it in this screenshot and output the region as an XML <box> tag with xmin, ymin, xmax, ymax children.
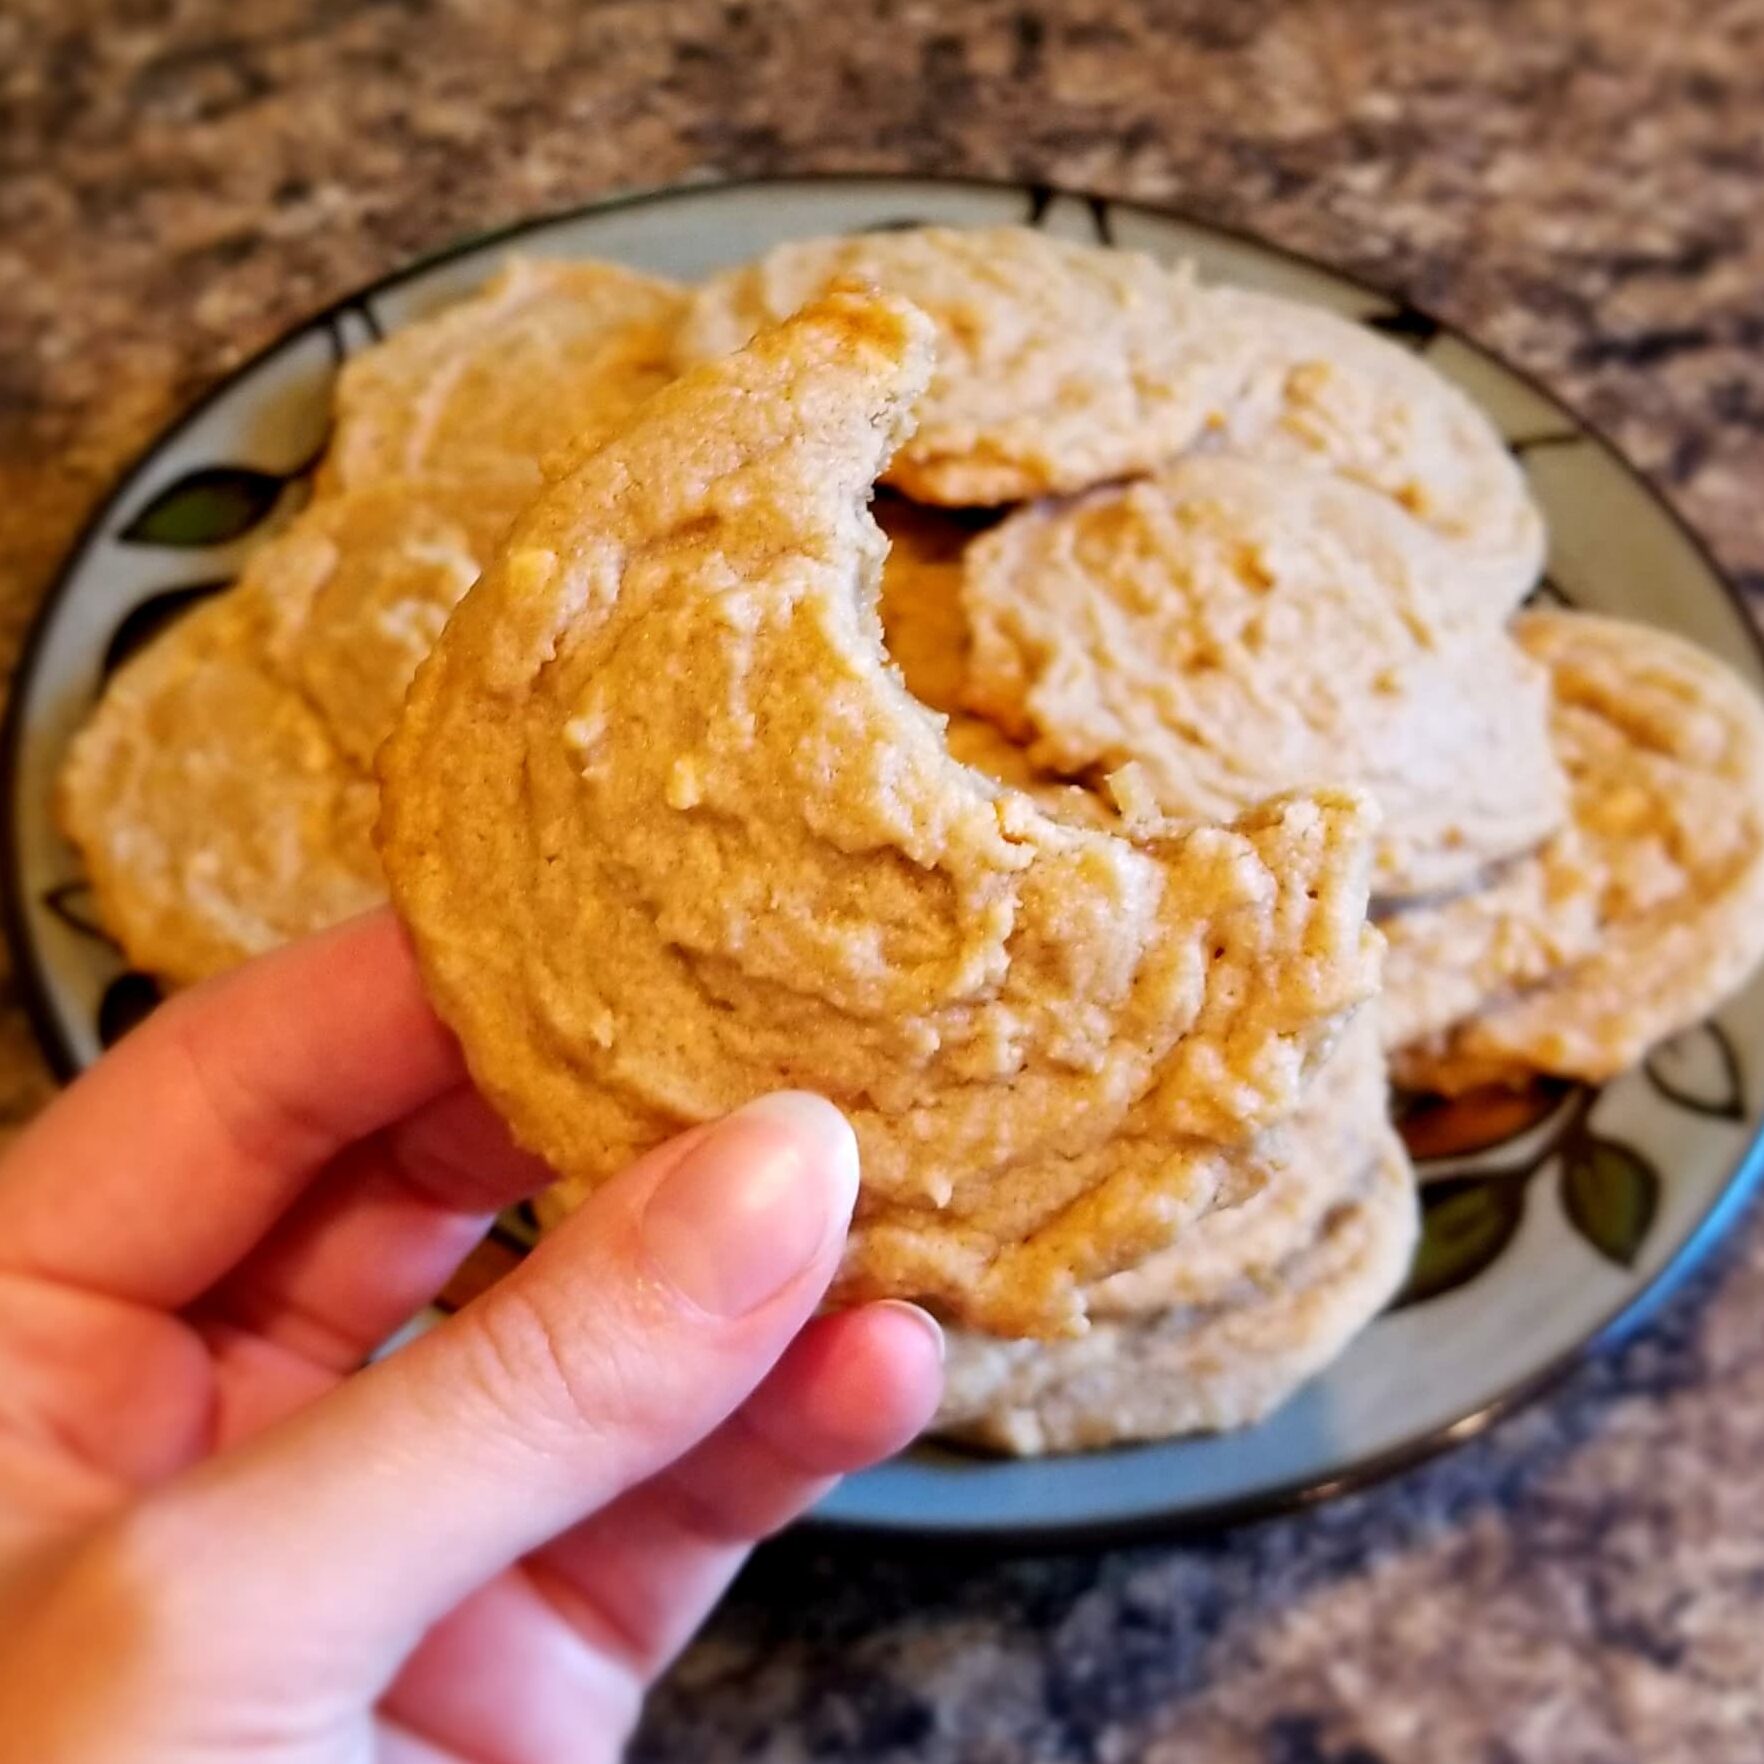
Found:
<box><xmin>0</xmin><ymin>909</ymin><xmax>942</xmax><ymax>1762</ymax></box>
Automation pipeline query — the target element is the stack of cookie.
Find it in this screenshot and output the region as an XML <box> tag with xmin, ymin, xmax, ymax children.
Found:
<box><xmin>59</xmin><ymin>227</ymin><xmax>1764</xmax><ymax>1454</ymax></box>
<box><xmin>876</xmin><ymin>460</ymin><xmax>1551</xmax><ymax>1448</ymax></box>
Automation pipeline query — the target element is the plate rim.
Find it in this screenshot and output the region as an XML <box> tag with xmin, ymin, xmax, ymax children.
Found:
<box><xmin>7</xmin><ymin>170</ymin><xmax>1763</xmax><ymax>1547</ymax></box>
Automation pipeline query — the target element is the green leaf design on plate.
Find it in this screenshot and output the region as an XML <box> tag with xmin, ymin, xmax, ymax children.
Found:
<box><xmin>118</xmin><ymin>466</ymin><xmax>287</xmax><ymax>546</ymax></box>
<box><xmin>1394</xmin><ymin>1174</ymin><xmax>1527</xmax><ymax>1310</ymax></box>
<box><xmin>1644</xmin><ymin>1020</ymin><xmax>1745</xmax><ymax>1121</ymax></box>
<box><xmin>1019</xmin><ymin>187</ymin><xmax>1113</xmax><ymax>242</ymax></box>
<box><xmin>1560</xmin><ymin>1135</ymin><xmax>1660</xmax><ymax>1267</ymax></box>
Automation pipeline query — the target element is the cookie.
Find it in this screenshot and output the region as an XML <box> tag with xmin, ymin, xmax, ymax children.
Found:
<box><xmin>1377</xmin><ymin>851</ymin><xmax>1603</xmax><ymax>1059</ymax></box>
<box><xmin>935</xmin><ymin>1117</ymin><xmax>1417</xmax><ymax>1454</ymax></box>
<box><xmin>676</xmin><ymin>227</ymin><xmax>1244</xmax><ymax>505</ymax></box>
<box><xmin>1386</xmin><ymin>609</ymin><xmax>1764</xmax><ymax>1091</ymax></box>
<box><xmin>56</xmin><ymin>590</ymin><xmax>382</xmax><ymax>986</ymax></box>
<box><xmin>319</xmin><ymin>257</ymin><xmax>684</xmax><ymax>499</ymax></box>
<box><xmin>1089</xmin><ymin>1006</ymin><xmax>1388</xmax><ymax>1319</ymax></box>
<box><xmin>876</xmin><ymin>496</ymin><xmax>973</xmax><ymax>717</ymax></box>
<box><xmin>381</xmin><ymin>288</ymin><xmax>1380</xmax><ymax>1337</ymax></box>
<box><xmin>945</xmin><ymin>714</ymin><xmax>1125</xmax><ymax>832</ymax></box>
<box><xmin>961</xmin><ymin>458</ymin><xmax>1565</xmax><ymax>899</ymax></box>
<box><xmin>876</xmin><ymin>498</ymin><xmax>1121</xmax><ymax>829</ymax></box>
<box><xmin>255</xmin><ymin>481</ymin><xmax>530</xmax><ymax>769</ymax></box>
<box><xmin>1207</xmin><ymin>288</ymin><xmax>1544</xmax><ymax>608</ymax></box>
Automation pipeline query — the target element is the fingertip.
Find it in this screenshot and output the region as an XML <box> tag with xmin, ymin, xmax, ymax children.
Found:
<box><xmin>844</xmin><ymin>1301</ymin><xmax>946</xmax><ymax>1451</ymax></box>
<box><xmin>728</xmin><ymin>1091</ymin><xmax>860</xmax><ymax>1224</ymax></box>
<box><xmin>748</xmin><ymin>1302</ymin><xmax>945</xmax><ymax>1475</ymax></box>
<box><xmin>634</xmin><ymin>1091</ymin><xmax>860</xmax><ymax>1322</ymax></box>
<box><xmin>869</xmin><ymin>1298</ymin><xmax>946</xmax><ymax>1366</ymax></box>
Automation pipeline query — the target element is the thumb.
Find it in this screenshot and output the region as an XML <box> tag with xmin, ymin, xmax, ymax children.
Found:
<box><xmin>118</xmin><ymin>1092</ymin><xmax>859</xmax><ymax>1682</ymax></box>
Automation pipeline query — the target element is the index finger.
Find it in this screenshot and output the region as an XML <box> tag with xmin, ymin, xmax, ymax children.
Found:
<box><xmin>0</xmin><ymin>907</ymin><xmax>467</xmax><ymax>1307</ymax></box>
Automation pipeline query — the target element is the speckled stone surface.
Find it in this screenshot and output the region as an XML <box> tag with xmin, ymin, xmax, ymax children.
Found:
<box><xmin>6</xmin><ymin>2</ymin><xmax>1764</xmax><ymax>1758</ymax></box>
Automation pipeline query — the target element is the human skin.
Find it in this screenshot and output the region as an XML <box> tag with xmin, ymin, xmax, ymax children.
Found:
<box><xmin>0</xmin><ymin>908</ymin><xmax>943</xmax><ymax>1763</ymax></box>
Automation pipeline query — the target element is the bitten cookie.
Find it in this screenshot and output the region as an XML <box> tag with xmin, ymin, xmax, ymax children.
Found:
<box><xmin>381</xmin><ymin>288</ymin><xmax>1380</xmax><ymax>1337</ymax></box>
<box><xmin>1088</xmin><ymin>1006</ymin><xmax>1389</xmax><ymax>1319</ymax></box>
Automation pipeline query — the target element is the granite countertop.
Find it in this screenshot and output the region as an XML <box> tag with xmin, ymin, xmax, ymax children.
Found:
<box><xmin>6</xmin><ymin>2</ymin><xmax>1764</xmax><ymax>1758</ymax></box>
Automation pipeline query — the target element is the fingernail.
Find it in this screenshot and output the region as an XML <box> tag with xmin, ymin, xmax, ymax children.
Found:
<box><xmin>875</xmin><ymin>1300</ymin><xmax>946</xmax><ymax>1364</ymax></box>
<box><xmin>641</xmin><ymin>1092</ymin><xmax>860</xmax><ymax>1318</ymax></box>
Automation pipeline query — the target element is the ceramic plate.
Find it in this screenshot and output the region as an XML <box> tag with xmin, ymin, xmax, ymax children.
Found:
<box><xmin>7</xmin><ymin>176</ymin><xmax>1764</xmax><ymax>1545</ymax></box>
